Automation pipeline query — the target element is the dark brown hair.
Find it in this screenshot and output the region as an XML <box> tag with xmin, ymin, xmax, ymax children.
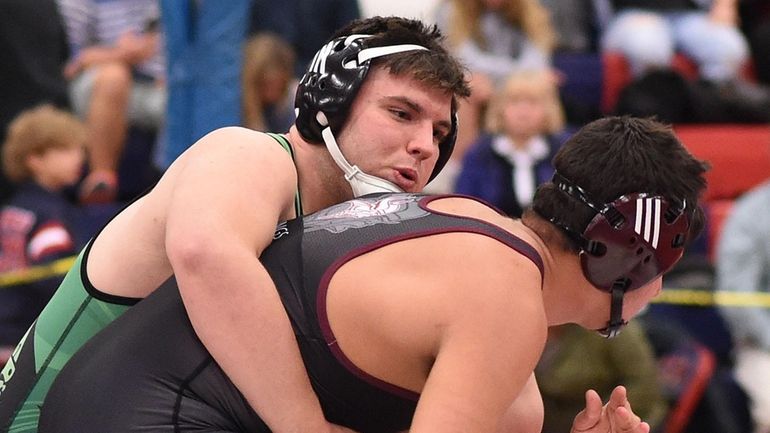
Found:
<box><xmin>526</xmin><ymin>116</ymin><xmax>709</xmax><ymax>251</ymax></box>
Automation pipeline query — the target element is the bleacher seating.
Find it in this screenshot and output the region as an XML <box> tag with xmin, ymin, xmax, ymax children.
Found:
<box><xmin>602</xmin><ymin>52</ymin><xmax>699</xmax><ymax>114</ymax></box>
<box><xmin>673</xmin><ymin>124</ymin><xmax>770</xmax><ymax>260</ymax></box>
<box><xmin>674</xmin><ymin>125</ymin><xmax>770</xmax><ymax>201</ymax></box>
<box><xmin>601</xmin><ymin>52</ymin><xmax>756</xmax><ymax>115</ymax></box>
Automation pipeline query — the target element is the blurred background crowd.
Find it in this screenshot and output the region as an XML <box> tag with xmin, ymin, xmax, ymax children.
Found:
<box><xmin>1</xmin><ymin>1</ymin><xmax>769</xmax><ymax>432</ymax></box>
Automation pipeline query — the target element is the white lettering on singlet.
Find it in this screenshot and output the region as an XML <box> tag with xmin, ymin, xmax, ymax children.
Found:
<box><xmin>0</xmin><ymin>327</ymin><xmax>30</xmax><ymax>396</ymax></box>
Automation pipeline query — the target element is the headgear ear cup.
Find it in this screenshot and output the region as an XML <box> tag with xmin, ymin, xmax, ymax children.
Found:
<box><xmin>294</xmin><ymin>34</ymin><xmax>457</xmax><ymax>182</ymax></box>
<box><xmin>551</xmin><ymin>172</ymin><xmax>690</xmax><ymax>292</ymax></box>
<box><xmin>550</xmin><ymin>172</ymin><xmax>691</xmax><ymax>338</ymax></box>
<box><xmin>580</xmin><ymin>194</ymin><xmax>690</xmax><ymax>292</ymax></box>
<box><xmin>295</xmin><ymin>36</ymin><xmax>370</xmax><ymax>145</ymax></box>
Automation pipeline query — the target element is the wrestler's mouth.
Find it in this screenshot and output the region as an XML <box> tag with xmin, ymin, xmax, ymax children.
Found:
<box><xmin>393</xmin><ymin>168</ymin><xmax>418</xmax><ymax>191</ymax></box>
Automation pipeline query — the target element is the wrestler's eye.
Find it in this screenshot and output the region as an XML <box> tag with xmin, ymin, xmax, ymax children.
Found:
<box><xmin>433</xmin><ymin>127</ymin><xmax>448</xmax><ymax>145</ymax></box>
<box><xmin>390</xmin><ymin>108</ymin><xmax>410</xmax><ymax>120</ymax></box>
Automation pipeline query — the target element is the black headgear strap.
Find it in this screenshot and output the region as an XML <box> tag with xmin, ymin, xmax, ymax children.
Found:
<box><xmin>597</xmin><ymin>283</ymin><xmax>629</xmax><ymax>338</ymax></box>
<box><xmin>547</xmin><ymin>171</ymin><xmax>600</xmax><ymax>250</ymax></box>
<box><xmin>549</xmin><ymin>171</ymin><xmax>630</xmax><ymax>338</ymax></box>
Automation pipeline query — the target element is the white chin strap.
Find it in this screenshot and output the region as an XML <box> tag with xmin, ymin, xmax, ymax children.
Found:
<box><xmin>317</xmin><ymin>112</ymin><xmax>402</xmax><ymax>197</ymax></box>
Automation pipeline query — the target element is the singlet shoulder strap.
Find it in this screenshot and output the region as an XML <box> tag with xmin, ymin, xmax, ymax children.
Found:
<box><xmin>419</xmin><ymin>194</ymin><xmax>545</xmax><ymax>283</ymax></box>
<box><xmin>266</xmin><ymin>133</ymin><xmax>303</xmax><ymax>216</ymax></box>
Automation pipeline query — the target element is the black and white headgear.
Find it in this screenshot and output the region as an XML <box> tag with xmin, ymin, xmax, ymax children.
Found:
<box><xmin>295</xmin><ymin>34</ymin><xmax>457</xmax><ymax>196</ymax></box>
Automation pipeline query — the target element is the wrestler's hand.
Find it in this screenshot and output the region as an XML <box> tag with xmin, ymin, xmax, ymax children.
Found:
<box><xmin>570</xmin><ymin>386</ymin><xmax>650</xmax><ymax>433</ymax></box>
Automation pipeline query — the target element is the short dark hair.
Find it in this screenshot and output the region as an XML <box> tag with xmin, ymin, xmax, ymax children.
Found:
<box><xmin>332</xmin><ymin>16</ymin><xmax>470</xmax><ymax>101</ymax></box>
<box><xmin>527</xmin><ymin>116</ymin><xmax>709</xmax><ymax>252</ymax></box>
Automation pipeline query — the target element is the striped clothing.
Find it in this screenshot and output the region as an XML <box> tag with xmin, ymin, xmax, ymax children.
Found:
<box><xmin>57</xmin><ymin>0</ymin><xmax>164</xmax><ymax>79</ymax></box>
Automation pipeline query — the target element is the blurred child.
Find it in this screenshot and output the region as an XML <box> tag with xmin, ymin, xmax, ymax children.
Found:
<box><xmin>0</xmin><ymin>105</ymin><xmax>85</xmax><ymax>346</ymax></box>
<box><xmin>241</xmin><ymin>33</ymin><xmax>296</xmax><ymax>133</ymax></box>
<box><xmin>454</xmin><ymin>69</ymin><xmax>566</xmax><ymax>216</ymax></box>
<box><xmin>433</xmin><ymin>0</ymin><xmax>558</xmax><ymax>164</ymax></box>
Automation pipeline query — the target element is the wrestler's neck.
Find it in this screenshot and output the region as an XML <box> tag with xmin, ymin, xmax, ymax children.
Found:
<box><xmin>518</xmin><ymin>214</ymin><xmax>601</xmax><ymax>327</ymax></box>
<box><xmin>287</xmin><ymin>126</ymin><xmax>353</xmax><ymax>216</ymax></box>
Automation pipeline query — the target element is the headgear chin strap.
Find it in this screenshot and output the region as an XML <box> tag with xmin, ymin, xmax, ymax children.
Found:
<box><xmin>295</xmin><ymin>33</ymin><xmax>455</xmax><ymax>197</ymax></box>
<box><xmin>549</xmin><ymin>171</ymin><xmax>690</xmax><ymax>337</ymax></box>
<box><xmin>596</xmin><ymin>283</ymin><xmax>629</xmax><ymax>338</ymax></box>
<box><xmin>317</xmin><ymin>112</ymin><xmax>402</xmax><ymax>196</ymax></box>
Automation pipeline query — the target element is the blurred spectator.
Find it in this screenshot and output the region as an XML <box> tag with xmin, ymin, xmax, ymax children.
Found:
<box><xmin>739</xmin><ymin>0</ymin><xmax>770</xmax><ymax>86</ymax></box>
<box><xmin>652</xmin><ymin>253</ymin><xmax>754</xmax><ymax>433</ymax></box>
<box><xmin>540</xmin><ymin>0</ymin><xmax>601</xmax><ymax>53</ymax></box>
<box><xmin>242</xmin><ymin>33</ymin><xmax>297</xmax><ymax>133</ymax></box>
<box><xmin>539</xmin><ymin>0</ymin><xmax>606</xmax><ymax>126</ymax></box>
<box><xmin>536</xmin><ymin>322</ymin><xmax>668</xmax><ymax>433</ymax></box>
<box><xmin>601</xmin><ymin>0</ymin><xmax>770</xmax><ymax>123</ymax></box>
<box><xmin>0</xmin><ymin>106</ymin><xmax>85</xmax><ymax>346</ymax></box>
<box><xmin>435</xmin><ymin>0</ymin><xmax>556</xmax><ymax>84</ymax></box>
<box><xmin>601</xmin><ymin>0</ymin><xmax>748</xmax><ymax>82</ymax></box>
<box><xmin>158</xmin><ymin>0</ymin><xmax>250</xmax><ymax>169</ymax></box>
<box><xmin>452</xmin><ymin>70</ymin><xmax>564</xmax><ymax>214</ymax></box>
<box><xmin>613</xmin><ymin>69</ymin><xmax>694</xmax><ymax>124</ymax></box>
<box><xmin>748</xmin><ymin>21</ymin><xmax>770</xmax><ymax>86</ymax></box>
<box><xmin>0</xmin><ymin>0</ymin><xmax>70</xmax><ymax>203</ymax></box>
<box><xmin>249</xmin><ymin>0</ymin><xmax>362</xmax><ymax>77</ymax></box>
<box><xmin>58</xmin><ymin>0</ymin><xmax>166</xmax><ymax>203</ymax></box>
<box><xmin>433</xmin><ymin>0</ymin><xmax>558</xmax><ymax>172</ymax></box>
<box><xmin>641</xmin><ymin>308</ymin><xmax>753</xmax><ymax>433</ymax></box>
<box><xmin>716</xmin><ymin>180</ymin><xmax>770</xmax><ymax>433</ymax></box>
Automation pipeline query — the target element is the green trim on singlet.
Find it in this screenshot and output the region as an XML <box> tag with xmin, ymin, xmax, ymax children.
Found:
<box><xmin>0</xmin><ymin>134</ymin><xmax>302</xmax><ymax>432</ymax></box>
<box><xmin>266</xmin><ymin>133</ymin><xmax>303</xmax><ymax>216</ymax></box>
<box><xmin>0</xmin><ymin>247</ymin><xmax>134</xmax><ymax>433</ymax></box>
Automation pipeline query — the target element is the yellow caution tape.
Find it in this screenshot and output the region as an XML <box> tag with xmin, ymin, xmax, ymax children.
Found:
<box><xmin>3</xmin><ymin>261</ymin><xmax>768</xmax><ymax>309</ymax></box>
<box><xmin>0</xmin><ymin>256</ymin><xmax>76</xmax><ymax>288</ymax></box>
<box><xmin>654</xmin><ymin>288</ymin><xmax>770</xmax><ymax>308</ymax></box>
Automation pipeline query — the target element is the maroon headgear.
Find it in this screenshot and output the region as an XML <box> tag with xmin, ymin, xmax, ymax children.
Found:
<box><xmin>549</xmin><ymin>172</ymin><xmax>690</xmax><ymax>337</ymax></box>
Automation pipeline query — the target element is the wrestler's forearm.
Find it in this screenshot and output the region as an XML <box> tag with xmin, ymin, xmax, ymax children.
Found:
<box><xmin>173</xmin><ymin>245</ymin><xmax>332</xmax><ymax>433</ymax></box>
<box><xmin>162</xmin><ymin>127</ymin><xmax>354</xmax><ymax>432</ymax></box>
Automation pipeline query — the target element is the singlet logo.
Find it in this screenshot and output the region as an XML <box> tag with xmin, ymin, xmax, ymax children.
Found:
<box><xmin>304</xmin><ymin>194</ymin><xmax>428</xmax><ymax>234</ymax></box>
<box><xmin>273</xmin><ymin>221</ymin><xmax>289</xmax><ymax>240</ymax></box>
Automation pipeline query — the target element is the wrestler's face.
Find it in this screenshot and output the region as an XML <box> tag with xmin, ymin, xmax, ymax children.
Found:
<box><xmin>335</xmin><ymin>67</ymin><xmax>452</xmax><ymax>193</ymax></box>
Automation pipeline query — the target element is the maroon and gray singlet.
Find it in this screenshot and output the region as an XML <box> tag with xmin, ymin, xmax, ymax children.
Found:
<box><xmin>37</xmin><ymin>193</ymin><xmax>543</xmax><ymax>432</ymax></box>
